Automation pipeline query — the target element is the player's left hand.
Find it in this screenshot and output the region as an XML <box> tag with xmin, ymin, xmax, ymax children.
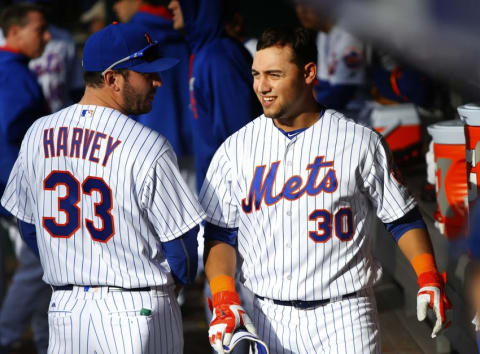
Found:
<box><xmin>208</xmin><ymin>291</ymin><xmax>257</xmax><ymax>353</ymax></box>
<box><xmin>416</xmin><ymin>271</ymin><xmax>452</xmax><ymax>338</ymax></box>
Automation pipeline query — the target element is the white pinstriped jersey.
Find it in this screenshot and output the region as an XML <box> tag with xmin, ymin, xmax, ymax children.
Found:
<box><xmin>1</xmin><ymin>104</ymin><xmax>205</xmax><ymax>287</ymax></box>
<box><xmin>200</xmin><ymin>109</ymin><xmax>416</xmax><ymax>301</ymax></box>
<box><xmin>29</xmin><ymin>26</ymin><xmax>84</xmax><ymax>113</ymax></box>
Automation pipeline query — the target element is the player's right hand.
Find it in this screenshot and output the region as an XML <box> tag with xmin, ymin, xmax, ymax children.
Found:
<box><xmin>416</xmin><ymin>271</ymin><xmax>452</xmax><ymax>338</ymax></box>
<box><xmin>208</xmin><ymin>290</ymin><xmax>257</xmax><ymax>353</ymax></box>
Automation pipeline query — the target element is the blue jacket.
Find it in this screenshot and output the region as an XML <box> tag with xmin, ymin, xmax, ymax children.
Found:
<box><xmin>0</xmin><ymin>48</ymin><xmax>49</xmax><ymax>216</ymax></box>
<box><xmin>181</xmin><ymin>0</ymin><xmax>261</xmax><ymax>191</ymax></box>
<box><xmin>130</xmin><ymin>6</ymin><xmax>193</xmax><ymax>157</ymax></box>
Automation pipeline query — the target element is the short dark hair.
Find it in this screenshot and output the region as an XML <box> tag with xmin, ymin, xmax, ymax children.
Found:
<box><xmin>257</xmin><ymin>26</ymin><xmax>317</xmax><ymax>69</ymax></box>
<box><xmin>83</xmin><ymin>69</ymin><xmax>130</xmax><ymax>88</ymax></box>
<box><xmin>0</xmin><ymin>2</ymin><xmax>45</xmax><ymax>36</ymax></box>
<box><xmin>141</xmin><ymin>0</ymin><xmax>169</xmax><ymax>5</ymax></box>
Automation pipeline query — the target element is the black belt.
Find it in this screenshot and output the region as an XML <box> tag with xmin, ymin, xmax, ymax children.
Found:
<box><xmin>255</xmin><ymin>291</ymin><xmax>358</xmax><ymax>309</ymax></box>
<box><xmin>52</xmin><ymin>285</ymin><xmax>152</xmax><ymax>292</ymax></box>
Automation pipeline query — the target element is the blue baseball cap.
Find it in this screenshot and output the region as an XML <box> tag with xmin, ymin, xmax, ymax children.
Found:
<box><xmin>82</xmin><ymin>22</ymin><xmax>179</xmax><ymax>74</ymax></box>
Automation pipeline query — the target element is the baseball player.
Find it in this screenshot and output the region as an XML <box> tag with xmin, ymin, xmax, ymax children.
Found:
<box><xmin>0</xmin><ymin>4</ymin><xmax>51</xmax><ymax>352</ymax></box>
<box><xmin>200</xmin><ymin>27</ymin><xmax>451</xmax><ymax>353</ymax></box>
<box><xmin>1</xmin><ymin>22</ymin><xmax>205</xmax><ymax>354</ymax></box>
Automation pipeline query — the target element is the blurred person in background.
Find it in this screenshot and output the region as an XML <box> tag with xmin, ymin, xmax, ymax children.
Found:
<box><xmin>295</xmin><ymin>0</ymin><xmax>435</xmax><ymax>170</ymax></box>
<box><xmin>295</xmin><ymin>1</ymin><xmax>434</xmax><ymax>117</ymax></box>
<box><xmin>113</xmin><ymin>0</ymin><xmax>141</xmax><ymax>23</ymax></box>
<box><xmin>28</xmin><ymin>0</ymin><xmax>84</xmax><ymax>113</ymax></box>
<box><xmin>223</xmin><ymin>2</ymin><xmax>257</xmax><ymax>58</ymax></box>
<box><xmin>368</xmin><ymin>50</ymin><xmax>434</xmax><ymax>110</ymax></box>
<box><xmin>113</xmin><ymin>0</ymin><xmax>194</xmax><ymax>190</ymax></box>
<box><xmin>80</xmin><ymin>1</ymin><xmax>107</xmax><ymax>34</ymax></box>
<box><xmin>168</xmin><ymin>0</ymin><xmax>261</xmax><ymax>193</ymax></box>
<box><xmin>0</xmin><ymin>3</ymin><xmax>51</xmax><ymax>353</ymax></box>
<box><xmin>295</xmin><ymin>0</ymin><xmax>367</xmax><ymax>114</ymax></box>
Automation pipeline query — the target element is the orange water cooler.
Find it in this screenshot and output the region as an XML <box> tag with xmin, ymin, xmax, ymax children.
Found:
<box><xmin>427</xmin><ymin>120</ymin><xmax>468</xmax><ymax>239</ymax></box>
<box><xmin>372</xmin><ymin>103</ymin><xmax>422</xmax><ymax>165</ymax></box>
<box><xmin>458</xmin><ymin>103</ymin><xmax>480</xmax><ymax>212</ymax></box>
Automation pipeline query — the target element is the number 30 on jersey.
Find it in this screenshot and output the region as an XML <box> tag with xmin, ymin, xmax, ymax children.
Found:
<box><xmin>309</xmin><ymin>208</ymin><xmax>354</xmax><ymax>243</ymax></box>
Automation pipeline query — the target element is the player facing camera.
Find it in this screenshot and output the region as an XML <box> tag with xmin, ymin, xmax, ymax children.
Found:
<box><xmin>251</xmin><ymin>27</ymin><xmax>319</xmax><ymax>128</ymax></box>
<box><xmin>200</xmin><ymin>26</ymin><xmax>450</xmax><ymax>353</ymax></box>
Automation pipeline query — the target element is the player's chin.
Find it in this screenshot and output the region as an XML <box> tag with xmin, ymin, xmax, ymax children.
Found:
<box><xmin>31</xmin><ymin>48</ymin><xmax>44</xmax><ymax>59</ymax></box>
<box><xmin>262</xmin><ymin>108</ymin><xmax>280</xmax><ymax>119</ymax></box>
<box><xmin>142</xmin><ymin>103</ymin><xmax>154</xmax><ymax>114</ymax></box>
<box><xmin>132</xmin><ymin>102</ymin><xmax>153</xmax><ymax>116</ymax></box>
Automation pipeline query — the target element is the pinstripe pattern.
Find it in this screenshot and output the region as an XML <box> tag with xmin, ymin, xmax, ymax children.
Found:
<box><xmin>2</xmin><ymin>104</ymin><xmax>205</xmax><ymax>288</ymax></box>
<box><xmin>1</xmin><ymin>103</ymin><xmax>205</xmax><ymax>352</ymax></box>
<box><xmin>200</xmin><ymin>110</ymin><xmax>415</xmax><ymax>301</ymax></box>
<box><xmin>200</xmin><ymin>109</ymin><xmax>415</xmax><ymax>352</ymax></box>
<box><xmin>252</xmin><ymin>291</ymin><xmax>380</xmax><ymax>354</ymax></box>
<box><xmin>47</xmin><ymin>286</ymin><xmax>182</xmax><ymax>354</ymax></box>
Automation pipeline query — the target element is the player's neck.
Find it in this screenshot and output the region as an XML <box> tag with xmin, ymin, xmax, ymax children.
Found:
<box><xmin>273</xmin><ymin>101</ymin><xmax>322</xmax><ymax>132</ymax></box>
<box><xmin>78</xmin><ymin>87</ymin><xmax>127</xmax><ymax>115</ymax></box>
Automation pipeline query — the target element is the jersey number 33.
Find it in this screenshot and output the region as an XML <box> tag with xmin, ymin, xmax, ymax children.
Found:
<box><xmin>42</xmin><ymin>170</ymin><xmax>114</xmax><ymax>243</ymax></box>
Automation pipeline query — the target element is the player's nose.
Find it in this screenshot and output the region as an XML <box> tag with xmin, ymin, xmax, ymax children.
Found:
<box><xmin>44</xmin><ymin>29</ymin><xmax>52</xmax><ymax>43</ymax></box>
<box><xmin>257</xmin><ymin>77</ymin><xmax>271</xmax><ymax>94</ymax></box>
<box><xmin>151</xmin><ymin>73</ymin><xmax>162</xmax><ymax>87</ymax></box>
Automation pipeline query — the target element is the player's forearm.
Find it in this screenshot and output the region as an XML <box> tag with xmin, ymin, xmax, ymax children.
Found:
<box><xmin>161</xmin><ymin>225</ymin><xmax>199</xmax><ymax>285</ymax></box>
<box><xmin>17</xmin><ymin>219</ymin><xmax>39</xmax><ymax>258</ymax></box>
<box><xmin>397</xmin><ymin>228</ymin><xmax>435</xmax><ymax>265</ymax></box>
<box><xmin>204</xmin><ymin>240</ymin><xmax>237</xmax><ymax>281</ymax></box>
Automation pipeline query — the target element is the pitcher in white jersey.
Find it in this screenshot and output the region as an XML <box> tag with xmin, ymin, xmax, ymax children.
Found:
<box><xmin>200</xmin><ymin>27</ymin><xmax>451</xmax><ymax>353</ymax></box>
<box><xmin>1</xmin><ymin>22</ymin><xmax>205</xmax><ymax>354</ymax></box>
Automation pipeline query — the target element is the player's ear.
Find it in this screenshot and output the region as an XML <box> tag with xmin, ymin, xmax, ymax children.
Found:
<box><xmin>303</xmin><ymin>62</ymin><xmax>317</xmax><ymax>84</ymax></box>
<box><xmin>103</xmin><ymin>71</ymin><xmax>122</xmax><ymax>92</ymax></box>
<box><xmin>7</xmin><ymin>24</ymin><xmax>21</xmax><ymax>39</ymax></box>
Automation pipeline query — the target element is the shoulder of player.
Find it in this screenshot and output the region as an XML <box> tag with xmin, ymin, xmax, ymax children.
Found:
<box><xmin>110</xmin><ymin>112</ymin><xmax>173</xmax><ymax>155</ymax></box>
<box><xmin>126</xmin><ymin>118</ymin><xmax>175</xmax><ymax>161</ymax></box>
<box><xmin>221</xmin><ymin>114</ymin><xmax>262</xmax><ymax>148</ymax></box>
<box><xmin>325</xmin><ymin>109</ymin><xmax>380</xmax><ymax>142</ymax></box>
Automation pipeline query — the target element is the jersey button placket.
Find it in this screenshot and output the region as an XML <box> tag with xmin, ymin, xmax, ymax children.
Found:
<box><xmin>283</xmin><ymin>143</ymin><xmax>294</xmax><ymax>289</ymax></box>
<box><xmin>284</xmin><ymin>145</ymin><xmax>294</xmax><ymax>218</ymax></box>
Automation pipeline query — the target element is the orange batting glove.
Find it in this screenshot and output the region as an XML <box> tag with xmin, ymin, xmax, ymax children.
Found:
<box><xmin>208</xmin><ymin>275</ymin><xmax>257</xmax><ymax>354</ymax></box>
<box><xmin>413</xmin><ymin>254</ymin><xmax>452</xmax><ymax>338</ymax></box>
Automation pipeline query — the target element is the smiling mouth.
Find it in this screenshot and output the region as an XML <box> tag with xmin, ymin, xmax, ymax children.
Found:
<box><xmin>261</xmin><ymin>96</ymin><xmax>276</xmax><ymax>106</ymax></box>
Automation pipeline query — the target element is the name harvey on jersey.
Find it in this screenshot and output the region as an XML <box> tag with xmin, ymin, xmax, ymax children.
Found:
<box><xmin>42</xmin><ymin>127</ymin><xmax>122</xmax><ymax>166</ymax></box>
<box><xmin>242</xmin><ymin>156</ymin><xmax>337</xmax><ymax>213</ymax></box>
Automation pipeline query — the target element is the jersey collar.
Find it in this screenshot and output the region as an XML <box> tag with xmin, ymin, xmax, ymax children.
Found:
<box><xmin>274</xmin><ymin>109</ymin><xmax>325</xmax><ymax>140</ymax></box>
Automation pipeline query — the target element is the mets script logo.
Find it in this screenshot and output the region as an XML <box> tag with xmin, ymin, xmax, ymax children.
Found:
<box><xmin>241</xmin><ymin>156</ymin><xmax>337</xmax><ymax>213</ymax></box>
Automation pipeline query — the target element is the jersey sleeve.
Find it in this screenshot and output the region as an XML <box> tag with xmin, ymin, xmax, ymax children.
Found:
<box><xmin>361</xmin><ymin>133</ymin><xmax>416</xmax><ymax>223</ymax></box>
<box><xmin>199</xmin><ymin>144</ymin><xmax>239</xmax><ymax>228</ymax></box>
<box><xmin>140</xmin><ymin>148</ymin><xmax>205</xmax><ymax>242</ymax></box>
<box><xmin>1</xmin><ymin>150</ymin><xmax>35</xmax><ymax>223</ymax></box>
